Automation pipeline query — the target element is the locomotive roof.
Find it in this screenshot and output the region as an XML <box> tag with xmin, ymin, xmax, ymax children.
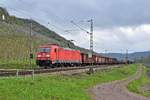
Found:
<box><xmin>39</xmin><ymin>44</ymin><xmax>59</xmax><ymax>47</ymax></box>
<box><xmin>39</xmin><ymin>44</ymin><xmax>80</xmax><ymax>51</ymax></box>
<box><xmin>62</xmin><ymin>47</ymin><xmax>80</xmax><ymax>52</ymax></box>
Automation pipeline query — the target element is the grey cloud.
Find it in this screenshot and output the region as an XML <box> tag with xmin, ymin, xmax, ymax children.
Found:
<box><xmin>2</xmin><ymin>0</ymin><xmax>150</xmax><ymax>28</ymax></box>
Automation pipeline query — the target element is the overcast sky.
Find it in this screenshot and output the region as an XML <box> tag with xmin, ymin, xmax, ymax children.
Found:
<box><xmin>0</xmin><ymin>0</ymin><xmax>150</xmax><ymax>53</ymax></box>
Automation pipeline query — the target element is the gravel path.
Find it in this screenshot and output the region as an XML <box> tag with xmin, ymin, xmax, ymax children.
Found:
<box><xmin>89</xmin><ymin>66</ymin><xmax>150</xmax><ymax>100</ymax></box>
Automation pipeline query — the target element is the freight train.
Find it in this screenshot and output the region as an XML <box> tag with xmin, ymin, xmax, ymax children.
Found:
<box><xmin>36</xmin><ymin>44</ymin><xmax>123</xmax><ymax>68</ymax></box>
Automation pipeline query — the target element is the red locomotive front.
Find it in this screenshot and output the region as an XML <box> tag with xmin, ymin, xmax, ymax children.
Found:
<box><xmin>36</xmin><ymin>44</ymin><xmax>82</xmax><ymax>67</ymax></box>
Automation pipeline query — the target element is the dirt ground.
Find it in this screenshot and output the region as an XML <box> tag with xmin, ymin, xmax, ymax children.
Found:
<box><xmin>89</xmin><ymin>66</ymin><xmax>150</xmax><ymax>100</ymax></box>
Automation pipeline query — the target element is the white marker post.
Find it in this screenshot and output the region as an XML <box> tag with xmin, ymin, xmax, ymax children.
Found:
<box><xmin>2</xmin><ymin>14</ymin><xmax>5</xmax><ymax>21</ymax></box>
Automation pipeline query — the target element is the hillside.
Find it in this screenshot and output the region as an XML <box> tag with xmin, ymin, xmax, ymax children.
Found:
<box><xmin>103</xmin><ymin>51</ymin><xmax>150</xmax><ymax>62</ymax></box>
<box><xmin>0</xmin><ymin>7</ymin><xmax>90</xmax><ymax>69</ymax></box>
<box><xmin>0</xmin><ymin>7</ymin><xmax>77</xmax><ymax>47</ymax></box>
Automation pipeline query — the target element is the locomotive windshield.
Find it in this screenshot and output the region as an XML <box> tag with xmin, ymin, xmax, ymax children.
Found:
<box><xmin>38</xmin><ymin>48</ymin><xmax>51</xmax><ymax>52</ymax></box>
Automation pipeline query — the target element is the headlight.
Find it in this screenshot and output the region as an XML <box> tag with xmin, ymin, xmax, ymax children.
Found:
<box><xmin>37</xmin><ymin>55</ymin><xmax>41</xmax><ymax>57</ymax></box>
<box><xmin>46</xmin><ymin>54</ymin><xmax>50</xmax><ymax>57</ymax></box>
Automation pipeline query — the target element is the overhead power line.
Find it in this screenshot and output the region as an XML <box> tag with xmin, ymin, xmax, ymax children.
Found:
<box><xmin>70</xmin><ymin>20</ymin><xmax>90</xmax><ymax>34</ymax></box>
<box><xmin>64</xmin><ymin>29</ymin><xmax>80</xmax><ymax>32</ymax></box>
<box><xmin>70</xmin><ymin>19</ymin><xmax>94</xmax><ymax>57</ymax></box>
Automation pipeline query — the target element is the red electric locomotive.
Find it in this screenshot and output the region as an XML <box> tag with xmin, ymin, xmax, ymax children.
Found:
<box><xmin>36</xmin><ymin>44</ymin><xmax>123</xmax><ymax>68</ymax></box>
<box><xmin>36</xmin><ymin>44</ymin><xmax>81</xmax><ymax>67</ymax></box>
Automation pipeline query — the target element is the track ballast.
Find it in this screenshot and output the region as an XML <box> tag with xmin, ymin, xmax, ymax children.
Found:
<box><xmin>0</xmin><ymin>65</ymin><xmax>123</xmax><ymax>77</ymax></box>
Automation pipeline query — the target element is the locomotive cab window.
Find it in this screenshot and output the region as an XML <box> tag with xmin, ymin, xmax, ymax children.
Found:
<box><xmin>54</xmin><ymin>48</ymin><xmax>57</xmax><ymax>52</ymax></box>
<box><xmin>38</xmin><ymin>48</ymin><xmax>51</xmax><ymax>52</ymax></box>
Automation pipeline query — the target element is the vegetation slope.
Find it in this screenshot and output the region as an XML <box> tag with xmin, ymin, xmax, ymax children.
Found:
<box><xmin>0</xmin><ymin>7</ymin><xmax>89</xmax><ymax>69</ymax></box>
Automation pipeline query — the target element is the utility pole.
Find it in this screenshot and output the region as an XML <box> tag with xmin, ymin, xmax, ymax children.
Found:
<box><xmin>87</xmin><ymin>19</ymin><xmax>93</xmax><ymax>54</ymax></box>
<box><xmin>29</xmin><ymin>19</ymin><xmax>33</xmax><ymax>68</ymax></box>
<box><xmin>88</xmin><ymin>19</ymin><xmax>94</xmax><ymax>67</ymax></box>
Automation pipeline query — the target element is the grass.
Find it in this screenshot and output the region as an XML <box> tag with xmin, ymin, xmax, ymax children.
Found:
<box><xmin>127</xmin><ymin>65</ymin><xmax>150</xmax><ymax>97</ymax></box>
<box><xmin>0</xmin><ymin>64</ymin><xmax>137</xmax><ymax>100</ymax></box>
<box><xmin>0</xmin><ymin>59</ymin><xmax>36</xmax><ymax>69</ymax></box>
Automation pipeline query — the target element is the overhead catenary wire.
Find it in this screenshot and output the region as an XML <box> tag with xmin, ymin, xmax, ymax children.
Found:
<box><xmin>70</xmin><ymin>20</ymin><xmax>90</xmax><ymax>34</ymax></box>
<box><xmin>70</xmin><ymin>19</ymin><xmax>94</xmax><ymax>57</ymax></box>
<box><xmin>47</xmin><ymin>22</ymin><xmax>72</xmax><ymax>34</ymax></box>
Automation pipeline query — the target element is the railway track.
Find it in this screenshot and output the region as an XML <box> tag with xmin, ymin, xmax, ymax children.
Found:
<box><xmin>0</xmin><ymin>65</ymin><xmax>123</xmax><ymax>77</ymax></box>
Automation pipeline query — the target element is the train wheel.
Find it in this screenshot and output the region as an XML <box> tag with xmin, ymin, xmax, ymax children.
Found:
<box><xmin>44</xmin><ymin>66</ymin><xmax>48</xmax><ymax>69</ymax></box>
